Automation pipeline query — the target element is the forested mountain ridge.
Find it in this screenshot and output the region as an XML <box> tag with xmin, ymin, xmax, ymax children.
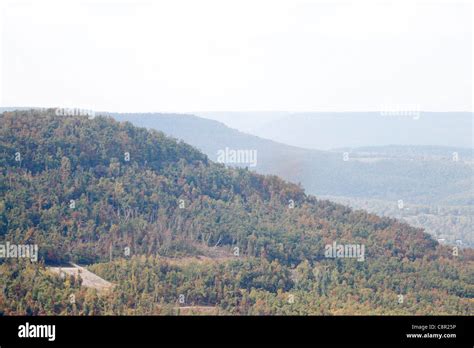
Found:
<box><xmin>0</xmin><ymin>109</ymin><xmax>472</xmax><ymax>315</ymax></box>
<box><xmin>109</xmin><ymin>112</ymin><xmax>474</xmax><ymax>247</ymax></box>
<box><xmin>0</xmin><ymin>110</ymin><xmax>438</xmax><ymax>263</ymax></box>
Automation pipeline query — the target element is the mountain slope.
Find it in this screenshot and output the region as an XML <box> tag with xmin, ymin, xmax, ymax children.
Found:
<box><xmin>108</xmin><ymin>113</ymin><xmax>474</xmax><ymax>247</ymax></box>
<box><xmin>0</xmin><ymin>109</ymin><xmax>472</xmax><ymax>315</ymax></box>
<box><xmin>2</xmin><ymin>109</ymin><xmax>436</xmax><ymax>263</ymax></box>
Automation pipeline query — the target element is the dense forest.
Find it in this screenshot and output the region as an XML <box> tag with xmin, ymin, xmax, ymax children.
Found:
<box><xmin>0</xmin><ymin>110</ymin><xmax>472</xmax><ymax>315</ymax></box>
<box><xmin>110</xmin><ymin>112</ymin><xmax>473</xmax><ymax>248</ymax></box>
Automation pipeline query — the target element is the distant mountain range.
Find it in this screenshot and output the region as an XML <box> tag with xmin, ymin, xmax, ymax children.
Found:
<box><xmin>110</xmin><ymin>112</ymin><xmax>473</xmax><ymax>207</ymax></box>
<box><xmin>196</xmin><ymin>111</ymin><xmax>473</xmax><ymax>150</ymax></box>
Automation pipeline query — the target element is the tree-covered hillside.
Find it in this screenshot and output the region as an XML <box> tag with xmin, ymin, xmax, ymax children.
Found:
<box><xmin>0</xmin><ymin>109</ymin><xmax>472</xmax><ymax>315</ymax></box>
<box><xmin>109</xmin><ymin>112</ymin><xmax>473</xmax><ymax>247</ymax></box>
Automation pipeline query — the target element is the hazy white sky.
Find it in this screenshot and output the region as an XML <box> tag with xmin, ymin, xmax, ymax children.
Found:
<box><xmin>0</xmin><ymin>0</ymin><xmax>472</xmax><ymax>112</ymax></box>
